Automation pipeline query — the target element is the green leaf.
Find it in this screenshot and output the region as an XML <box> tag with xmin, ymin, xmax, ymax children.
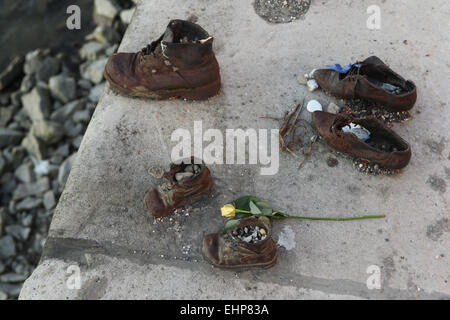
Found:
<box><xmin>224</xmin><ymin>219</ymin><xmax>240</xmax><ymax>233</ymax></box>
<box><xmin>261</xmin><ymin>208</ymin><xmax>273</xmax><ymax>215</ymax></box>
<box><xmin>233</xmin><ymin>195</ymin><xmax>261</xmax><ymax>211</ymax></box>
<box><xmin>272</xmin><ymin>210</ymin><xmax>288</xmax><ymax>218</ymax></box>
<box><xmin>255</xmin><ymin>201</ymin><xmax>272</xmax><ymax>210</ymax></box>
<box><xmin>257</xmin><ymin>215</ymin><xmax>271</xmax><ymax>227</ymax></box>
<box><xmin>249</xmin><ymin>200</ymin><xmax>262</xmax><ymax>214</ymax></box>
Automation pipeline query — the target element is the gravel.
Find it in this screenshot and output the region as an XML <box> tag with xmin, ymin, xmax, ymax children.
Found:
<box><xmin>253</xmin><ymin>0</ymin><xmax>311</xmax><ymax>24</ymax></box>
<box><xmin>0</xmin><ymin>0</ymin><xmax>136</xmax><ymax>300</ymax></box>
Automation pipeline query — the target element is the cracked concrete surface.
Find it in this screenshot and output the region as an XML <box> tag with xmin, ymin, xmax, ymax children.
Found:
<box><xmin>20</xmin><ymin>0</ymin><xmax>449</xmax><ymax>299</ymax></box>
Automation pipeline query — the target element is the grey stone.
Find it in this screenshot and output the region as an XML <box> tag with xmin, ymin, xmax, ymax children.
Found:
<box><xmin>1</xmin><ymin>172</ymin><xmax>16</xmax><ymax>194</ymax></box>
<box><xmin>15</xmin><ymin>197</ymin><xmax>42</xmax><ymax>211</ymax></box>
<box><xmin>48</xmin><ymin>74</ymin><xmax>77</xmax><ymax>103</ymax></box>
<box><xmin>0</xmin><ymin>273</ymin><xmax>28</xmax><ymax>283</ymax></box>
<box><xmin>55</xmin><ymin>144</ymin><xmax>70</xmax><ymax>157</ymax></box>
<box><xmin>80</xmin><ymin>58</ymin><xmax>108</xmax><ymax>84</ymax></box>
<box><xmin>0</xmin><ymin>235</ymin><xmax>16</xmax><ymax>259</ymax></box>
<box><xmin>0</xmin><ymin>107</ymin><xmax>13</xmax><ymax>127</ymax></box>
<box><xmin>15</xmin><ymin>162</ymin><xmax>35</xmax><ymax>183</ymax></box>
<box><xmin>120</xmin><ymin>7</ymin><xmax>136</xmax><ymax>25</ymax></box>
<box><xmin>0</xmin><ymin>208</ymin><xmax>6</xmax><ymax>237</ymax></box>
<box><xmin>88</xmin><ymin>82</ymin><xmax>106</xmax><ymax>102</ymax></box>
<box><xmin>24</xmin><ymin>50</ymin><xmax>60</xmax><ymax>82</ymax></box>
<box><xmin>0</xmin><ymin>128</ymin><xmax>23</xmax><ymax>148</ymax></box>
<box><xmin>21</xmin><ymin>85</ymin><xmax>51</xmax><ymax>122</ymax></box>
<box><xmin>77</xmin><ymin>79</ymin><xmax>92</xmax><ymax>90</ymax></box>
<box><xmin>13</xmin><ymin>108</ymin><xmax>32</xmax><ymax>130</ymax></box>
<box><xmin>72</xmin><ymin>135</ymin><xmax>83</xmax><ymax>149</ymax></box>
<box><xmin>72</xmin><ymin>109</ymin><xmax>91</xmax><ymax>124</ymax></box>
<box><xmin>43</xmin><ymin>190</ymin><xmax>56</xmax><ymax>210</ymax></box>
<box><xmin>31</xmin><ymin>120</ymin><xmax>65</xmax><ymax>144</ymax></box>
<box><xmin>85</xmin><ymin>25</ymin><xmax>121</xmax><ymax>45</ymax></box>
<box><xmin>5</xmin><ymin>224</ymin><xmax>31</xmax><ymax>241</ymax></box>
<box><xmin>10</xmin><ymin>91</ymin><xmax>22</xmax><ymax>107</ymax></box>
<box><xmin>94</xmin><ymin>0</ymin><xmax>121</xmax><ymax>26</ymax></box>
<box><xmin>63</xmin><ymin>120</ymin><xmax>84</xmax><ymax>138</ymax></box>
<box><xmin>0</xmin><ymin>155</ymin><xmax>5</xmax><ymax>175</ymax></box>
<box><xmin>20</xmin><ymin>74</ymin><xmax>36</xmax><ymax>93</ymax></box>
<box><xmin>57</xmin><ymin>153</ymin><xmax>77</xmax><ymax>186</ymax></box>
<box><xmin>0</xmin><ymin>283</ymin><xmax>22</xmax><ymax>298</ymax></box>
<box><xmin>21</xmin><ymin>133</ymin><xmax>47</xmax><ymax>160</ymax></box>
<box><xmin>0</xmin><ymin>261</ymin><xmax>5</xmax><ymax>273</ymax></box>
<box><xmin>79</xmin><ymin>42</ymin><xmax>107</xmax><ymax>61</ymax></box>
<box><xmin>105</xmin><ymin>44</ymin><xmax>119</xmax><ymax>56</ymax></box>
<box><xmin>50</xmin><ymin>99</ymin><xmax>85</xmax><ymax>122</ymax></box>
<box><xmin>13</xmin><ymin>177</ymin><xmax>50</xmax><ymax>200</ymax></box>
<box><xmin>0</xmin><ymin>56</ymin><xmax>24</xmax><ymax>91</ymax></box>
<box><xmin>36</xmin><ymin>56</ymin><xmax>60</xmax><ymax>82</ymax></box>
<box><xmin>327</xmin><ymin>102</ymin><xmax>340</xmax><ymax>114</ymax></box>
<box><xmin>10</xmin><ymin>146</ymin><xmax>26</xmax><ymax>167</ymax></box>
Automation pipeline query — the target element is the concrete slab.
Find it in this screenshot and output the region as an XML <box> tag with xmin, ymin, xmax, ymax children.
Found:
<box><xmin>20</xmin><ymin>0</ymin><xmax>449</xmax><ymax>299</ymax></box>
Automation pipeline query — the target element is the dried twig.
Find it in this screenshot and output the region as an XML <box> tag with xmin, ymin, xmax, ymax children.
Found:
<box><xmin>262</xmin><ymin>99</ymin><xmax>317</xmax><ymax>169</ymax></box>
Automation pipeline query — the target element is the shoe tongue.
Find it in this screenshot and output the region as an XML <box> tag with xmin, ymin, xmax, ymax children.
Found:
<box><xmin>162</xmin><ymin>26</ymin><xmax>174</xmax><ymax>43</ymax></box>
<box><xmin>152</xmin><ymin>27</ymin><xmax>174</xmax><ymax>55</ymax></box>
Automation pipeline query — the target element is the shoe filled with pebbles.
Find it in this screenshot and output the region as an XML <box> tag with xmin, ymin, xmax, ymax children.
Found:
<box><xmin>145</xmin><ymin>157</ymin><xmax>212</xmax><ymax>218</ymax></box>
<box><xmin>202</xmin><ymin>217</ymin><xmax>278</xmax><ymax>269</ymax></box>
<box><xmin>233</xmin><ymin>224</ymin><xmax>267</xmax><ymax>244</ymax></box>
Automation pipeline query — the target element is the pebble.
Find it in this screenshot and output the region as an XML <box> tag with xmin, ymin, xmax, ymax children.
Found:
<box><xmin>48</xmin><ymin>74</ymin><xmax>77</xmax><ymax>103</ymax></box>
<box><xmin>306</xmin><ymin>79</ymin><xmax>319</xmax><ymax>92</ymax></box>
<box><xmin>342</xmin><ymin>123</ymin><xmax>371</xmax><ymax>141</ymax></box>
<box><xmin>0</xmin><ymin>128</ymin><xmax>23</xmax><ymax>149</ymax></box>
<box><xmin>43</xmin><ymin>190</ymin><xmax>56</xmax><ymax>210</ymax></box>
<box><xmin>297</xmin><ymin>74</ymin><xmax>308</xmax><ymax>85</ymax></box>
<box><xmin>0</xmin><ymin>235</ymin><xmax>16</xmax><ymax>258</ymax></box>
<box><xmin>327</xmin><ymin>102</ymin><xmax>340</xmax><ymax>114</ymax></box>
<box><xmin>21</xmin><ymin>84</ymin><xmax>52</xmax><ymax>122</ymax></box>
<box><xmin>234</xmin><ymin>225</ymin><xmax>267</xmax><ymax>244</ymax></box>
<box><xmin>0</xmin><ymin>56</ymin><xmax>24</xmax><ymax>90</ymax></box>
<box><xmin>306</xmin><ymin>99</ymin><xmax>323</xmax><ymax>112</ymax></box>
<box><xmin>175</xmin><ymin>172</ymin><xmax>194</xmax><ymax>182</ymax></box>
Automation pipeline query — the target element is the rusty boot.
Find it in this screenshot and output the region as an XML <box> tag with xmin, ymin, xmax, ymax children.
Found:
<box><xmin>145</xmin><ymin>158</ymin><xmax>212</xmax><ymax>218</ymax></box>
<box><xmin>202</xmin><ymin>217</ymin><xmax>278</xmax><ymax>269</ymax></box>
<box><xmin>313</xmin><ymin>56</ymin><xmax>417</xmax><ymax>111</ymax></box>
<box><xmin>312</xmin><ymin>111</ymin><xmax>411</xmax><ymax>169</ymax></box>
<box><xmin>104</xmin><ymin>19</ymin><xmax>221</xmax><ymax>100</ymax></box>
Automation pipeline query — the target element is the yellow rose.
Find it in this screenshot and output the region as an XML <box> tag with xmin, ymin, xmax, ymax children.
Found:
<box><xmin>221</xmin><ymin>204</ymin><xmax>236</xmax><ymax>218</ymax></box>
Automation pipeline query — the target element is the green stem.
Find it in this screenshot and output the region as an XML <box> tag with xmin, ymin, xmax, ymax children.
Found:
<box><xmin>273</xmin><ymin>214</ymin><xmax>386</xmax><ymax>221</ymax></box>
<box><xmin>234</xmin><ymin>209</ymin><xmax>385</xmax><ymax>221</ymax></box>
<box><xmin>235</xmin><ymin>209</ymin><xmax>252</xmax><ymax>214</ymax></box>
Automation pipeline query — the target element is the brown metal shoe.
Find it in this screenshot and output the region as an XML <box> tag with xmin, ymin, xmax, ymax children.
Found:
<box><xmin>145</xmin><ymin>158</ymin><xmax>212</xmax><ymax>218</ymax></box>
<box><xmin>104</xmin><ymin>19</ymin><xmax>221</xmax><ymax>100</ymax></box>
<box><xmin>312</xmin><ymin>111</ymin><xmax>411</xmax><ymax>169</ymax></box>
<box><xmin>202</xmin><ymin>217</ymin><xmax>278</xmax><ymax>269</ymax></box>
<box><xmin>313</xmin><ymin>56</ymin><xmax>417</xmax><ymax>111</ymax></box>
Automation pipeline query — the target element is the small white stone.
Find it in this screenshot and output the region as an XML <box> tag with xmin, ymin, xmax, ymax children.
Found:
<box><xmin>175</xmin><ymin>172</ymin><xmax>194</xmax><ymax>182</ymax></box>
<box><xmin>307</xmin><ymin>79</ymin><xmax>319</xmax><ymax>92</ymax></box>
<box><xmin>327</xmin><ymin>102</ymin><xmax>340</xmax><ymax>114</ymax></box>
<box><xmin>342</xmin><ymin>123</ymin><xmax>371</xmax><ymax>141</ymax></box>
<box><xmin>306</xmin><ymin>99</ymin><xmax>323</xmax><ymax>113</ymax></box>
<box><xmin>297</xmin><ymin>74</ymin><xmax>308</xmax><ymax>85</ymax></box>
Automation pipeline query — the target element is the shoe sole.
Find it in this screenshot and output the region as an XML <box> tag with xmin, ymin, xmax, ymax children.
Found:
<box><xmin>104</xmin><ymin>69</ymin><xmax>221</xmax><ymax>101</ymax></box>
<box><xmin>201</xmin><ymin>245</ymin><xmax>278</xmax><ymax>270</ymax></box>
